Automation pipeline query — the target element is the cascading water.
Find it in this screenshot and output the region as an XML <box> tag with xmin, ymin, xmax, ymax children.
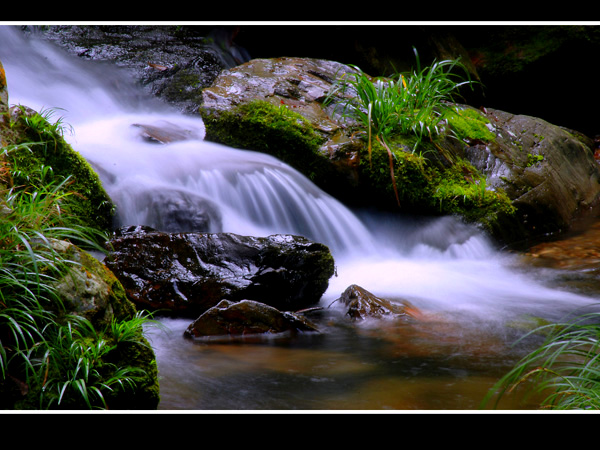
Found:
<box><xmin>2</xmin><ymin>26</ymin><xmax>599</xmax><ymax>409</ymax></box>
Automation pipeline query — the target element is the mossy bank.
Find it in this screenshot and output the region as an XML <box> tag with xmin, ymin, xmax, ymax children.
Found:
<box><xmin>2</xmin><ymin>105</ymin><xmax>114</xmax><ymax>235</ymax></box>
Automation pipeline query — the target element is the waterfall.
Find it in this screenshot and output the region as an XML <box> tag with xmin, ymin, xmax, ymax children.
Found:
<box><xmin>1</xmin><ymin>25</ymin><xmax>597</xmax><ymax>324</ymax></box>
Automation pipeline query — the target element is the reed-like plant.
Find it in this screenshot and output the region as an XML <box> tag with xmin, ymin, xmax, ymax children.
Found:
<box><xmin>483</xmin><ymin>308</ymin><xmax>600</xmax><ymax>410</ymax></box>
<box><xmin>34</xmin><ymin>314</ymin><xmax>151</xmax><ymax>409</ymax></box>
<box><xmin>326</xmin><ymin>48</ymin><xmax>476</xmax><ymax>207</ymax></box>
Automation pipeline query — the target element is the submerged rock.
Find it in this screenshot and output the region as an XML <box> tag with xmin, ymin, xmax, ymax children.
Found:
<box><xmin>115</xmin><ymin>188</ymin><xmax>223</xmax><ymax>233</ymax></box>
<box><xmin>105</xmin><ymin>226</ymin><xmax>335</xmax><ymax>317</ymax></box>
<box><xmin>184</xmin><ymin>299</ymin><xmax>319</xmax><ymax>340</ymax></box>
<box><xmin>131</xmin><ymin>120</ymin><xmax>204</xmax><ymax>144</ymax></box>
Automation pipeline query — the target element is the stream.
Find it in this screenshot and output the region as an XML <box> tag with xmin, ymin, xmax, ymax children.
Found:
<box><xmin>2</xmin><ymin>26</ymin><xmax>599</xmax><ymax>411</ymax></box>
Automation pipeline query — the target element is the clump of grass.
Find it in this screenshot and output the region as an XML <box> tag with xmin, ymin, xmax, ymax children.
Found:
<box><xmin>326</xmin><ymin>48</ymin><xmax>477</xmax><ymax>206</ymax></box>
<box><xmin>0</xmin><ymin>178</ymin><xmax>160</xmax><ymax>409</ymax></box>
<box><xmin>483</xmin><ymin>308</ymin><xmax>600</xmax><ymax>410</ymax></box>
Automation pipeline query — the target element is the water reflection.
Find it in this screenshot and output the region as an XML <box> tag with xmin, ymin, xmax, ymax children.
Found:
<box><xmin>147</xmin><ymin>308</ymin><xmax>543</xmax><ymax>411</ymax></box>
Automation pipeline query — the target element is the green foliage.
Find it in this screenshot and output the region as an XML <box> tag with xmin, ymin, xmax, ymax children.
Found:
<box><xmin>483</xmin><ymin>308</ymin><xmax>600</xmax><ymax>410</ymax></box>
<box><xmin>34</xmin><ymin>312</ymin><xmax>157</xmax><ymax>409</ymax></box>
<box><xmin>0</xmin><ymin>111</ymin><xmax>158</xmax><ymax>409</ymax></box>
<box><xmin>327</xmin><ymin>47</ymin><xmax>477</xmax><ymax>152</ymax></box>
<box><xmin>7</xmin><ymin>106</ymin><xmax>114</xmax><ymax>237</ymax></box>
<box><xmin>431</xmin><ymin>160</ymin><xmax>516</xmax><ymax>223</ymax></box>
<box><xmin>527</xmin><ymin>153</ymin><xmax>544</xmax><ymax>167</ymax></box>
<box><xmin>326</xmin><ymin>48</ymin><xmax>478</xmax><ymax>207</ymax></box>
<box><xmin>442</xmin><ymin>106</ymin><xmax>496</xmax><ymax>143</ymax></box>
<box><xmin>0</xmin><ymin>182</ymin><xmax>159</xmax><ymax>409</ymax></box>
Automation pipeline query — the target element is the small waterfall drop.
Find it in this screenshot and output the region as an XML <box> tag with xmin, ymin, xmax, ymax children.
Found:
<box><xmin>1</xmin><ymin>25</ymin><xmax>597</xmax><ymax>326</ymax></box>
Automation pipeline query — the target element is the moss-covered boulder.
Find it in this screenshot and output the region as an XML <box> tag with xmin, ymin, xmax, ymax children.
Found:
<box><xmin>200</xmin><ymin>57</ymin><xmax>366</xmax><ymax>201</ymax></box>
<box><xmin>463</xmin><ymin>108</ymin><xmax>600</xmax><ymax>244</ymax></box>
<box><xmin>200</xmin><ymin>57</ymin><xmax>600</xmax><ymax>245</ymax></box>
<box><xmin>51</xmin><ymin>239</ymin><xmax>160</xmax><ymax>410</ymax></box>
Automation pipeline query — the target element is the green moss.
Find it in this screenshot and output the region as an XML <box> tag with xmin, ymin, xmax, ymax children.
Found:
<box><xmin>359</xmin><ymin>135</ymin><xmax>515</xmax><ymax>231</ymax></box>
<box><xmin>527</xmin><ymin>153</ymin><xmax>544</xmax><ymax>166</ymax></box>
<box><xmin>7</xmin><ymin>109</ymin><xmax>114</xmax><ymax>235</ymax></box>
<box><xmin>430</xmin><ymin>160</ymin><xmax>516</xmax><ymax>227</ymax></box>
<box><xmin>359</xmin><ymin>137</ymin><xmax>432</xmax><ymax>210</ymax></box>
<box><xmin>443</xmin><ymin>107</ymin><xmax>496</xmax><ymax>143</ymax></box>
<box><xmin>201</xmin><ymin>99</ymin><xmax>327</xmax><ymax>179</ymax></box>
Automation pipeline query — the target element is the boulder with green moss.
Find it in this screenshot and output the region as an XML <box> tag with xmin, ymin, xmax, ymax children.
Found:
<box><xmin>200</xmin><ymin>57</ymin><xmax>600</xmax><ymax>245</ymax></box>
<box><xmin>2</xmin><ymin>104</ymin><xmax>114</xmax><ymax>235</ymax></box>
<box><xmin>51</xmin><ymin>239</ymin><xmax>160</xmax><ymax>410</ymax></box>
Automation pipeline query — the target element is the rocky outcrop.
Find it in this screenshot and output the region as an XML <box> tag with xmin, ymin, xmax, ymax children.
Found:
<box><xmin>466</xmin><ymin>108</ymin><xmax>600</xmax><ymax>243</ymax></box>
<box><xmin>184</xmin><ymin>299</ymin><xmax>319</xmax><ymax>340</ymax></box>
<box><xmin>105</xmin><ymin>226</ymin><xmax>335</xmax><ymax>318</ymax></box>
<box><xmin>199</xmin><ymin>57</ymin><xmax>600</xmax><ymax>244</ymax></box>
<box><xmin>200</xmin><ymin>57</ymin><xmax>364</xmax><ymax>201</ymax></box>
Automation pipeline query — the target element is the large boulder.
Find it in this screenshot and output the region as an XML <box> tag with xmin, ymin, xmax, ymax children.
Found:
<box><xmin>200</xmin><ymin>57</ymin><xmax>364</xmax><ymax>201</ymax></box>
<box><xmin>105</xmin><ymin>226</ymin><xmax>335</xmax><ymax>317</ymax></box>
<box><xmin>465</xmin><ymin>108</ymin><xmax>600</xmax><ymax>243</ymax></box>
<box><xmin>199</xmin><ymin>56</ymin><xmax>600</xmax><ymax>244</ymax></box>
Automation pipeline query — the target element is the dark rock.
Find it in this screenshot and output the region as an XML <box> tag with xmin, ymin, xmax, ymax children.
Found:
<box><xmin>105</xmin><ymin>226</ymin><xmax>335</xmax><ymax>317</ymax></box>
<box><xmin>117</xmin><ymin>189</ymin><xmax>222</xmax><ymax>233</ymax></box>
<box><xmin>183</xmin><ymin>299</ymin><xmax>319</xmax><ymax>340</ymax></box>
<box><xmin>336</xmin><ymin>284</ymin><xmax>416</xmax><ymax>321</ymax></box>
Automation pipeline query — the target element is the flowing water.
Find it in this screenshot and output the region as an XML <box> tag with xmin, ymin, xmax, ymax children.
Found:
<box><xmin>2</xmin><ymin>26</ymin><xmax>599</xmax><ymax>411</ymax></box>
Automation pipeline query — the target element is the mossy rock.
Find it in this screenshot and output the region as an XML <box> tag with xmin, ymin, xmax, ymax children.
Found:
<box><xmin>201</xmin><ymin>99</ymin><xmax>327</xmax><ymax>180</ymax></box>
<box><xmin>3</xmin><ymin>105</ymin><xmax>114</xmax><ymax>236</ymax></box>
<box><xmin>199</xmin><ymin>57</ymin><xmax>600</xmax><ymax>244</ymax></box>
<box><xmin>356</xmin><ymin>132</ymin><xmax>515</xmax><ymax>234</ymax></box>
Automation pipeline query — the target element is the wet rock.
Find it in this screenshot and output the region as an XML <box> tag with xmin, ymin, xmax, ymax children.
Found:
<box><xmin>131</xmin><ymin>120</ymin><xmax>204</xmax><ymax>144</ymax></box>
<box><xmin>105</xmin><ymin>226</ymin><xmax>335</xmax><ymax>317</ymax></box>
<box><xmin>183</xmin><ymin>299</ymin><xmax>319</xmax><ymax>340</ymax></box>
<box><xmin>35</xmin><ymin>25</ymin><xmax>241</xmax><ymax>113</ymax></box>
<box><xmin>200</xmin><ymin>57</ymin><xmax>365</xmax><ymax>199</ymax></box>
<box><xmin>336</xmin><ymin>284</ymin><xmax>418</xmax><ymax>321</ymax></box>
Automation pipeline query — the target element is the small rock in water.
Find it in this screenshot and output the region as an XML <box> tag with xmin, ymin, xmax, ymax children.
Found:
<box><xmin>132</xmin><ymin>120</ymin><xmax>202</xmax><ymax>144</ymax></box>
<box><xmin>335</xmin><ymin>284</ymin><xmax>420</xmax><ymax>321</ymax></box>
<box><xmin>183</xmin><ymin>299</ymin><xmax>319</xmax><ymax>340</ymax></box>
